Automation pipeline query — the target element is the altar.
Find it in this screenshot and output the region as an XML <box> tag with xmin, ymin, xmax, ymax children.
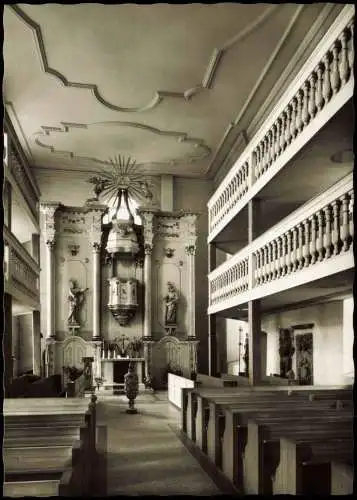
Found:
<box><xmin>101</xmin><ymin>357</ymin><xmax>145</xmax><ymax>392</ymax></box>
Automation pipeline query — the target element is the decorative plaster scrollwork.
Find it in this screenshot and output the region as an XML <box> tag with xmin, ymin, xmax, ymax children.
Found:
<box><xmin>157</xmin><ymin>218</ymin><xmax>180</xmax><ymax>239</ymax></box>
<box><xmin>89</xmin><ymin>209</ymin><xmax>105</xmax><ymax>248</ymax></box>
<box><xmin>141</xmin><ymin>212</ymin><xmax>154</xmax><ymax>248</ymax></box>
<box><xmin>41</xmin><ymin>202</ymin><xmax>60</xmax><ymax>244</ymax></box>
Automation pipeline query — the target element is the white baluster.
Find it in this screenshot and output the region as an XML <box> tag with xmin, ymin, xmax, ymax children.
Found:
<box><xmin>347</xmin><ymin>22</ymin><xmax>354</xmax><ymax>71</ymax></box>
<box><xmin>290</xmin><ymin>98</ymin><xmax>297</xmax><ymax>139</ymax></box>
<box><xmin>292</xmin><ymin>227</ymin><xmax>298</xmax><ymax>271</ymax></box>
<box><xmin>308</xmin><ymin>74</ymin><xmax>317</xmax><ymax>119</ymax></box>
<box><xmin>349</xmin><ymin>190</ymin><xmax>354</xmax><ymax>243</ymax></box>
<box><xmin>316</xmin><ymin>210</ymin><xmax>324</xmax><ymax>261</ymax></box>
<box><xmin>303</xmin><ymin>219</ymin><xmax>310</xmax><ymax>267</ymax></box>
<box><xmin>295</xmin><ymin>90</ymin><xmax>303</xmax><ymax>134</ymax></box>
<box><xmin>315</xmin><ymin>63</ymin><xmax>324</xmax><ymax>111</ymax></box>
<box><xmin>340</xmin><ymin>193</ymin><xmax>350</xmax><ymax>252</ymax></box>
<box><xmin>280</xmin><ymin>112</ymin><xmax>287</xmax><ymax>152</ymax></box>
<box><xmin>309</xmin><ymin>214</ymin><xmax>317</xmax><ymax>265</ymax></box>
<box><xmin>339</xmin><ymin>29</ymin><xmax>350</xmax><ymax>85</ymax></box>
<box><xmin>323</xmin><ymin>205</ymin><xmax>332</xmax><ymax>259</ymax></box>
<box><xmin>322</xmin><ymin>53</ymin><xmax>332</xmax><ymax>106</ymax></box>
<box><xmin>297</xmin><ymin>223</ymin><xmax>304</xmax><ymax>270</ymax></box>
<box><xmin>330</xmin><ymin>41</ymin><xmax>341</xmax><ymax>95</ymax></box>
<box><xmin>331</xmin><ymin>200</ymin><xmax>341</xmax><ymax>256</ymax></box>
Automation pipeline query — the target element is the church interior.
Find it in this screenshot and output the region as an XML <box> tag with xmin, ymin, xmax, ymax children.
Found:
<box><xmin>2</xmin><ymin>3</ymin><xmax>354</xmax><ymax>496</ymax></box>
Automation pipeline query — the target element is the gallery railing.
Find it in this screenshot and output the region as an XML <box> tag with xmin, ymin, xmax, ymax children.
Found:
<box><xmin>208</xmin><ymin>173</ymin><xmax>353</xmax><ymax>312</ymax></box>
<box><xmin>3</xmin><ymin>226</ymin><xmax>40</xmax><ymax>303</ymax></box>
<box><xmin>208</xmin><ymin>6</ymin><xmax>354</xmax><ymax>241</ymax></box>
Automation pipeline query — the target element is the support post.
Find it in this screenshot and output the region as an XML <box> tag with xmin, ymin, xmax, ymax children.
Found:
<box><xmin>4</xmin><ymin>293</ymin><xmax>13</xmax><ymax>396</ymax></box>
<box><xmin>248</xmin><ymin>299</ymin><xmax>262</xmax><ymax>385</ymax></box>
<box><xmin>208</xmin><ymin>314</ymin><xmax>218</xmax><ymax>377</ymax></box>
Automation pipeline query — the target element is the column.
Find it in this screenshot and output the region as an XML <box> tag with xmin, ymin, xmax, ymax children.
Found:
<box><xmin>208</xmin><ymin>242</ymin><xmax>217</xmax><ymax>376</ymax></box>
<box><xmin>185</xmin><ymin>244</ymin><xmax>196</xmax><ymax>339</ymax></box>
<box><xmin>143</xmin><ymin>244</ymin><xmax>153</xmax><ymax>339</ymax></box>
<box><xmin>92</xmin><ymin>243</ymin><xmax>101</xmax><ymax>340</ymax></box>
<box><xmin>248</xmin><ymin>199</ymin><xmax>263</xmax><ymax>385</ymax></box>
<box><xmin>32</xmin><ymin>310</ymin><xmax>41</xmax><ymax>376</ymax></box>
<box><xmin>4</xmin><ymin>293</ymin><xmax>13</xmax><ymax>396</ymax></box>
<box><xmin>87</xmin><ymin>203</ymin><xmax>106</xmax><ymax>341</ymax></box>
<box><xmin>208</xmin><ymin>314</ymin><xmax>218</xmax><ymax>377</ymax></box>
<box><xmin>45</xmin><ymin>241</ymin><xmax>55</xmax><ymax>338</ymax></box>
<box><xmin>41</xmin><ymin>203</ymin><xmax>60</xmax><ymax>339</ymax></box>
<box><xmin>248</xmin><ymin>300</ymin><xmax>262</xmax><ymax>385</ymax></box>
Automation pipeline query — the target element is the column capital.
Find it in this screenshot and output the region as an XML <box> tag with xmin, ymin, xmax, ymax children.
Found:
<box><xmin>92</xmin><ymin>242</ymin><xmax>101</xmax><ymax>252</ymax></box>
<box><xmin>144</xmin><ymin>244</ymin><xmax>153</xmax><ymax>255</ymax></box>
<box><xmin>185</xmin><ymin>244</ymin><xmax>196</xmax><ymax>256</ymax></box>
<box><xmin>41</xmin><ymin>202</ymin><xmax>61</xmax><ymax>245</ymax></box>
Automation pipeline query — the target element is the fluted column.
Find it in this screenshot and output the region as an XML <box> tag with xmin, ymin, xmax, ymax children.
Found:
<box><xmin>87</xmin><ymin>203</ymin><xmax>106</xmax><ymax>341</ymax></box>
<box><xmin>92</xmin><ymin>244</ymin><xmax>101</xmax><ymax>340</ymax></box>
<box><xmin>41</xmin><ymin>203</ymin><xmax>60</xmax><ymax>339</ymax></box>
<box><xmin>185</xmin><ymin>244</ymin><xmax>196</xmax><ymax>339</ymax></box>
<box><xmin>143</xmin><ymin>244</ymin><xmax>153</xmax><ymax>338</ymax></box>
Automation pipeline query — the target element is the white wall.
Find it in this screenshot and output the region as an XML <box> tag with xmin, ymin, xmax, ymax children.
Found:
<box><xmin>174</xmin><ymin>176</ymin><xmax>213</xmax><ymax>374</ymax></box>
<box><xmin>342</xmin><ymin>297</ymin><xmax>354</xmax><ymax>383</ymax></box>
<box><xmin>262</xmin><ymin>301</ymin><xmax>345</xmax><ymax>386</ymax></box>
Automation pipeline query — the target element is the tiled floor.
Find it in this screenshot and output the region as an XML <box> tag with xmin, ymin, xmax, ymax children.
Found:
<box><xmin>96</xmin><ymin>391</ymin><xmax>222</xmax><ymax>496</ymax></box>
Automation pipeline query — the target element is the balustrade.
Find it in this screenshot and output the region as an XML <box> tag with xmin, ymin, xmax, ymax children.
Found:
<box><xmin>209</xmin><ymin>178</ymin><xmax>353</xmax><ymax>309</ymax></box>
<box><xmin>208</xmin><ymin>10</ymin><xmax>354</xmax><ymax>237</ymax></box>
<box><xmin>3</xmin><ymin>227</ymin><xmax>40</xmax><ymax>301</ymax></box>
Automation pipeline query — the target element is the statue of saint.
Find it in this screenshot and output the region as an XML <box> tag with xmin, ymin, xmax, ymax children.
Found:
<box><xmin>164</xmin><ymin>282</ymin><xmax>179</xmax><ymax>325</ymax></box>
<box><xmin>68</xmin><ymin>279</ymin><xmax>89</xmax><ymax>325</ymax></box>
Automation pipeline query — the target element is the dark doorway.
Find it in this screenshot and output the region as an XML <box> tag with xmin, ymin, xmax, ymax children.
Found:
<box><xmin>113</xmin><ymin>361</ymin><xmax>130</xmax><ymax>394</ymax></box>
<box><xmin>296</xmin><ymin>333</ymin><xmax>313</xmax><ymax>385</ymax></box>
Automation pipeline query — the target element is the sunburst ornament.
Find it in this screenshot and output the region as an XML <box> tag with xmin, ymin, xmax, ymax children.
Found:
<box><xmin>88</xmin><ymin>155</ymin><xmax>153</xmax><ymax>207</ymax></box>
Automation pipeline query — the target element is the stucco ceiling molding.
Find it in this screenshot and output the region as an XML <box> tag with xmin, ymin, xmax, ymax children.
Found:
<box><xmin>9</xmin><ymin>4</ymin><xmax>277</xmax><ymax>113</ymax></box>
<box><xmin>33</xmin><ymin>120</ymin><xmax>211</xmax><ymax>168</ymax></box>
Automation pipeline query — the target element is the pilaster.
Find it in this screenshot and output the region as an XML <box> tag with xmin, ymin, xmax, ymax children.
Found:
<box><xmin>40</xmin><ymin>202</ymin><xmax>60</xmax><ymax>340</ymax></box>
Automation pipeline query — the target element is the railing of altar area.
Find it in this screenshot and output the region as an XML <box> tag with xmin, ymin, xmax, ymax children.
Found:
<box><xmin>3</xmin><ymin>225</ymin><xmax>40</xmax><ymax>304</ymax></box>
<box><xmin>208</xmin><ymin>173</ymin><xmax>353</xmax><ymax>313</ymax></box>
<box><xmin>208</xmin><ymin>6</ymin><xmax>354</xmax><ymax>241</ymax></box>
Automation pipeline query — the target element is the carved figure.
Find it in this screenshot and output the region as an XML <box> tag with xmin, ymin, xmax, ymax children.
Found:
<box><xmin>124</xmin><ymin>362</ymin><xmax>139</xmax><ymax>413</ymax></box>
<box><xmin>279</xmin><ymin>328</ymin><xmax>295</xmax><ymax>377</ymax></box>
<box><xmin>164</xmin><ymin>282</ymin><xmax>179</xmax><ymax>325</ymax></box>
<box><xmin>68</xmin><ymin>279</ymin><xmax>89</xmax><ymax>325</ymax></box>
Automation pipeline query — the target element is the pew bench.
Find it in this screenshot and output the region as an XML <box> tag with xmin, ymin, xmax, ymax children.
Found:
<box><xmin>272</xmin><ymin>435</ymin><xmax>353</xmax><ymax>495</ymax></box>
<box><xmin>208</xmin><ymin>398</ymin><xmax>351</xmax><ymax>469</ymax></box>
<box><xmin>243</xmin><ymin>415</ymin><xmax>353</xmax><ymax>494</ymax></box>
<box><xmin>221</xmin><ymin>405</ymin><xmax>352</xmax><ymax>489</ymax></box>
<box><xmin>3</xmin><ymin>396</ymin><xmax>98</xmax><ymax>497</ymax></box>
<box><xmin>194</xmin><ymin>389</ymin><xmax>350</xmax><ymax>458</ymax></box>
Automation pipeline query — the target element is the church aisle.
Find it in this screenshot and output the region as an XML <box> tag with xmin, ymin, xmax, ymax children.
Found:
<box><xmin>96</xmin><ymin>392</ymin><xmax>222</xmax><ymax>496</ymax></box>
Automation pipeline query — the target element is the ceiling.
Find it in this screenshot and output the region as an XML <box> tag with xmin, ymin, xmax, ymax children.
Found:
<box><xmin>3</xmin><ymin>3</ymin><xmax>343</xmax><ymax>179</ymax></box>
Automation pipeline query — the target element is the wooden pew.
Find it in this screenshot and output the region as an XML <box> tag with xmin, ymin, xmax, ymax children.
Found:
<box><xmin>4</xmin><ymin>395</ymin><xmax>98</xmax><ymax>497</ymax></box>
<box><xmin>272</xmin><ymin>435</ymin><xmax>353</xmax><ymax>495</ymax></box>
<box><xmin>207</xmin><ymin>396</ymin><xmax>350</xmax><ymax>468</ymax></box>
<box><xmin>243</xmin><ymin>414</ymin><xmax>353</xmax><ymax>494</ymax></box>
<box><xmin>183</xmin><ymin>385</ymin><xmax>352</xmax><ymax>440</ymax></box>
<box><xmin>330</xmin><ymin>460</ymin><xmax>354</xmax><ymax>495</ymax></box>
<box><xmin>190</xmin><ymin>387</ymin><xmax>352</xmax><ymax>458</ymax></box>
<box><xmin>221</xmin><ymin>404</ymin><xmax>352</xmax><ymax>489</ymax></box>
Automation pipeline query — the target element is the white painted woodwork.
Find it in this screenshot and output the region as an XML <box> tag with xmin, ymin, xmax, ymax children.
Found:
<box><xmin>208</xmin><ymin>6</ymin><xmax>354</xmax><ymax>241</ymax></box>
